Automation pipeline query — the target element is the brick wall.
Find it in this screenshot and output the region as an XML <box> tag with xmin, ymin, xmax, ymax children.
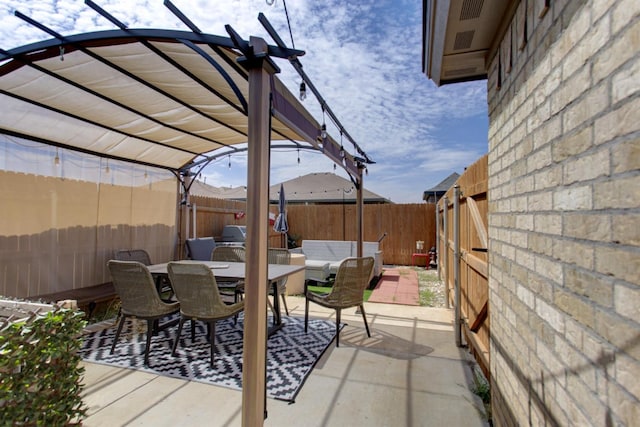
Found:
<box><xmin>487</xmin><ymin>0</ymin><xmax>639</xmax><ymax>425</ymax></box>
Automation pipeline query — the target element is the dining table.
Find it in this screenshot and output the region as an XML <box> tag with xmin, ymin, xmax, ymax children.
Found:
<box><xmin>147</xmin><ymin>260</ymin><xmax>305</xmax><ymax>335</ymax></box>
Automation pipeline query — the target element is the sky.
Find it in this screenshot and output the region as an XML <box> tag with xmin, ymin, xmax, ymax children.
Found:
<box><xmin>0</xmin><ymin>0</ymin><xmax>489</xmax><ymax>203</ymax></box>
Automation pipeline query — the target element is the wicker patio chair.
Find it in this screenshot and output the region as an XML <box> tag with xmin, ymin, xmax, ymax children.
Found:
<box><xmin>268</xmin><ymin>248</ymin><xmax>291</xmax><ymax>316</ymax></box>
<box><xmin>167</xmin><ymin>261</ymin><xmax>245</xmax><ymax>367</ymax></box>
<box><xmin>211</xmin><ymin>246</ymin><xmax>246</xmax><ymax>303</ymax></box>
<box><xmin>115</xmin><ymin>249</ymin><xmax>152</xmax><ymax>265</ymax></box>
<box><xmin>115</xmin><ymin>249</ymin><xmax>174</xmax><ymax>300</ymax></box>
<box><xmin>185</xmin><ymin>237</ymin><xmax>216</xmax><ymax>261</ymax></box>
<box><xmin>304</xmin><ymin>257</ymin><xmax>374</xmax><ymax>347</ymax></box>
<box><xmin>107</xmin><ymin>260</ymin><xmax>180</xmax><ymax>366</ymax></box>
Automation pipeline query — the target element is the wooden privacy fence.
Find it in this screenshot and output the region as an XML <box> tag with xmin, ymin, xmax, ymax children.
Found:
<box><xmin>187</xmin><ymin>196</ymin><xmax>436</xmax><ymax>266</ymax></box>
<box><xmin>437</xmin><ymin>154</ymin><xmax>489</xmax><ymax>377</ymax></box>
<box><xmin>287</xmin><ymin>203</ymin><xmax>435</xmax><ymax>266</ymax></box>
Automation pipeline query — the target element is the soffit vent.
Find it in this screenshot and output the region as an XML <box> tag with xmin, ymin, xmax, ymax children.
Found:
<box><xmin>453</xmin><ymin>30</ymin><xmax>475</xmax><ymax>50</ymax></box>
<box><xmin>444</xmin><ymin>67</ymin><xmax>478</xmax><ymax>77</ymax></box>
<box><xmin>460</xmin><ymin>0</ymin><xmax>484</xmax><ymax>20</ymax></box>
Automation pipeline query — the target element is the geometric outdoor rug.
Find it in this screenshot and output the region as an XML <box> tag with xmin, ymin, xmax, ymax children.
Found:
<box><xmin>79</xmin><ymin>313</ymin><xmax>338</xmax><ymax>402</ymax></box>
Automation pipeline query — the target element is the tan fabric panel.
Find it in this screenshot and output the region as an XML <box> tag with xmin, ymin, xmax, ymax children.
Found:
<box><xmin>0</xmin><ymin>171</ymin><xmax>100</xmax><ymax>236</ymax></box>
<box><xmin>0</xmin><ymin>94</ymin><xmax>195</xmax><ymax>169</ymax></box>
<box><xmin>90</xmin><ymin>44</ymin><xmax>248</xmax><ymax>140</ymax></box>
<box><xmin>152</xmin><ymin>41</ymin><xmax>249</xmax><ymax>109</ymax></box>
<box><xmin>34</xmin><ymin>51</ymin><xmax>242</xmax><ymax>149</ymax></box>
<box><xmin>0</xmin><ymin>154</ymin><xmax>177</xmax><ymax>298</ymax></box>
<box><xmin>0</xmin><ymin>35</ymin><xmax>326</xmax><ymax>170</ymax></box>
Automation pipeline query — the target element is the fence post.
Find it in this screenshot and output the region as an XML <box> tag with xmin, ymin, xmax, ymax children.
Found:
<box><xmin>192</xmin><ymin>203</ymin><xmax>197</xmax><ymax>238</ymax></box>
<box><xmin>453</xmin><ymin>185</ymin><xmax>461</xmax><ymax>347</ymax></box>
<box><xmin>435</xmin><ymin>203</ymin><xmax>441</xmax><ymax>280</ymax></box>
<box><xmin>442</xmin><ymin>196</ymin><xmax>450</xmax><ymax>309</ymax></box>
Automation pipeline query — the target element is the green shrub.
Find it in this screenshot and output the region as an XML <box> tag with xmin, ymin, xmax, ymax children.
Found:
<box><xmin>0</xmin><ymin>307</ymin><xmax>87</xmax><ymax>425</ymax></box>
<box><xmin>470</xmin><ymin>366</ymin><xmax>491</xmax><ymax>422</ymax></box>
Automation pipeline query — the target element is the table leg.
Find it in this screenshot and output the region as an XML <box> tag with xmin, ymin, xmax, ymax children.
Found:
<box><xmin>267</xmin><ymin>280</ymin><xmax>283</xmax><ymax>336</ymax></box>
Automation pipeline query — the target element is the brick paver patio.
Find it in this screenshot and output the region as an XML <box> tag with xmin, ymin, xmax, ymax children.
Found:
<box><xmin>368</xmin><ymin>268</ymin><xmax>420</xmax><ymax>306</ymax></box>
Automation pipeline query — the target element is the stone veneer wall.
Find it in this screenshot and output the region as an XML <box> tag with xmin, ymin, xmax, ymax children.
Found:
<box><xmin>486</xmin><ymin>0</ymin><xmax>639</xmax><ymax>425</ymax></box>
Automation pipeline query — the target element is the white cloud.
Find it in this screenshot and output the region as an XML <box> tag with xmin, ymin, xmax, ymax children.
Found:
<box><xmin>0</xmin><ymin>0</ymin><xmax>489</xmax><ymax>203</ymax></box>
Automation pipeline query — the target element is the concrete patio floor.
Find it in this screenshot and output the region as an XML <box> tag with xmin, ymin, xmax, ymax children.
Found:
<box><xmin>80</xmin><ymin>296</ymin><xmax>489</xmax><ymax>426</ymax></box>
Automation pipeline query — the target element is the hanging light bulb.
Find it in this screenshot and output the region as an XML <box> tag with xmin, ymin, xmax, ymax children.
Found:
<box><xmin>297</xmin><ymin>148</ymin><xmax>300</xmax><ymax>164</ymax></box>
<box><xmin>105</xmin><ymin>159</ymin><xmax>110</xmax><ymax>174</ymax></box>
<box><xmin>228</xmin><ymin>154</ymin><xmax>231</xmax><ymax>169</ymax></box>
<box><xmin>299</xmin><ymin>81</ymin><xmax>307</xmax><ymax>101</ymax></box>
<box><xmin>266</xmin><ymin>0</ymin><xmax>275</xmax><ymax>5</ymax></box>
<box><xmin>333</xmin><ymin>163</ymin><xmax>337</xmax><ymax>171</ymax></box>
<box><xmin>144</xmin><ymin>168</ymin><xmax>148</xmax><ymax>180</ymax></box>
<box><xmin>320</xmin><ymin>106</ymin><xmax>327</xmax><ymax>139</ymax></box>
<box><xmin>339</xmin><ymin>130</ymin><xmax>345</xmax><ymax>157</ymax></box>
<box><xmin>59</xmin><ymin>45</ymin><xmax>64</xmax><ymax>61</ymax></box>
<box><xmin>54</xmin><ymin>147</ymin><xmax>60</xmax><ymax>166</ymax></box>
<box><xmin>365</xmin><ymin>167</ymin><xmax>368</xmax><ymax>176</ymax></box>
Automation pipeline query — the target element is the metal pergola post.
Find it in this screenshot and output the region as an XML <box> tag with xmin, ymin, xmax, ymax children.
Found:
<box><xmin>238</xmin><ymin>36</ymin><xmax>278</xmax><ymax>427</ymax></box>
<box><xmin>182</xmin><ymin>172</ymin><xmax>193</xmax><ymax>248</ymax></box>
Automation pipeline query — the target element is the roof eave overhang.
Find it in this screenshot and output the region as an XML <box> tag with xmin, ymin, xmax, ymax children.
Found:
<box><xmin>422</xmin><ymin>0</ymin><xmax>513</xmax><ymax>87</ymax></box>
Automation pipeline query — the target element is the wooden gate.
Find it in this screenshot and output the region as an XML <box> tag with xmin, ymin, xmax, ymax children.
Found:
<box><xmin>437</xmin><ymin>154</ymin><xmax>489</xmax><ymax>377</ymax></box>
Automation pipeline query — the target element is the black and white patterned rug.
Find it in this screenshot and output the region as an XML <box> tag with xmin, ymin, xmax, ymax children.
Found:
<box><xmin>79</xmin><ymin>314</ymin><xmax>338</xmax><ymax>402</ymax></box>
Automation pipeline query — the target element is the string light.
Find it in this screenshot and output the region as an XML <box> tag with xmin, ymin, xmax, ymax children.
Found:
<box><xmin>297</xmin><ymin>148</ymin><xmax>300</xmax><ymax>164</ymax></box>
<box><xmin>54</xmin><ymin>147</ymin><xmax>60</xmax><ymax>166</ymax></box>
<box><xmin>339</xmin><ymin>131</ymin><xmax>345</xmax><ymax>158</ymax></box>
<box><xmin>105</xmin><ymin>159</ymin><xmax>110</xmax><ymax>174</ymax></box>
<box><xmin>228</xmin><ymin>154</ymin><xmax>231</xmax><ymax>168</ymax></box>
<box><xmin>59</xmin><ymin>45</ymin><xmax>64</xmax><ymax>61</ymax></box>
<box><xmin>299</xmin><ymin>81</ymin><xmax>307</xmax><ymax>101</ymax></box>
<box><xmin>333</xmin><ymin>163</ymin><xmax>336</xmax><ymax>171</ymax></box>
<box><xmin>321</xmin><ymin>106</ymin><xmax>327</xmax><ymax>140</ymax></box>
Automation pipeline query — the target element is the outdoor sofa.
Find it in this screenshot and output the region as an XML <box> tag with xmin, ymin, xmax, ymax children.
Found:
<box><xmin>291</xmin><ymin>240</ymin><xmax>383</xmax><ymax>282</ymax></box>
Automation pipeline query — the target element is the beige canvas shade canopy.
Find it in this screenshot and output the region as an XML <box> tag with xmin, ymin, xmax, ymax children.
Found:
<box><xmin>0</xmin><ymin>5</ymin><xmax>374</xmax><ymax>424</ymax></box>
<box><xmin>0</xmin><ymin>26</ymin><xmax>349</xmax><ymax>175</ymax></box>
